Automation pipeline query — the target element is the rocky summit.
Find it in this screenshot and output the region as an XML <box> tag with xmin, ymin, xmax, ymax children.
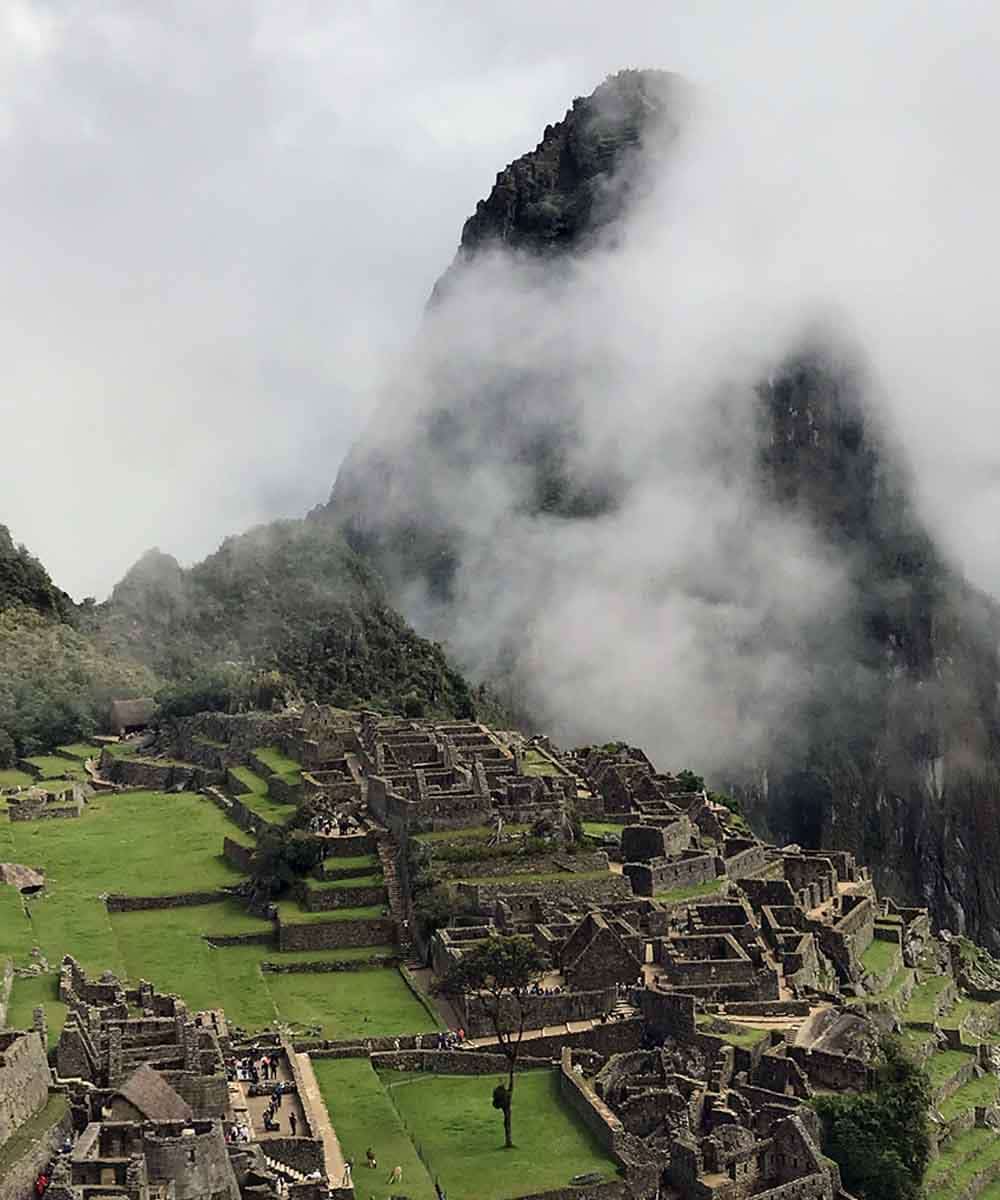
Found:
<box><xmin>327</xmin><ymin>69</ymin><xmax>1000</xmax><ymax>950</ymax></box>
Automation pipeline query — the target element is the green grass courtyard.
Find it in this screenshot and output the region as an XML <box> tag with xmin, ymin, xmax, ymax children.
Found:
<box><xmin>314</xmin><ymin>1059</ymin><xmax>618</xmax><ymax>1200</ymax></box>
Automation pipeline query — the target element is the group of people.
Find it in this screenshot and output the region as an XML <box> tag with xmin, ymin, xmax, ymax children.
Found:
<box><xmin>229</xmin><ymin>1049</ymin><xmax>282</xmax><ymax>1085</ymax></box>
<box><xmin>422</xmin><ymin>1029</ymin><xmax>465</xmax><ymax>1049</ymax></box>
<box><xmin>528</xmin><ymin>982</ymin><xmax>565</xmax><ymax>995</ymax></box>
<box><xmin>261</xmin><ymin>1086</ymin><xmax>297</xmax><ymax>1136</ymax></box>
<box><xmin>309</xmin><ymin>812</ymin><xmax>359</xmax><ymax>838</ymax></box>
<box><xmin>343</xmin><ymin>1151</ymin><xmax>410</xmax><ymax>1190</ymax></box>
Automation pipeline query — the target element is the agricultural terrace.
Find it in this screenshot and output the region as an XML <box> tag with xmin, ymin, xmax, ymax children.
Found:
<box><xmin>0</xmin><ymin>788</ymin><xmax>430</xmax><ymax>1039</ymax></box>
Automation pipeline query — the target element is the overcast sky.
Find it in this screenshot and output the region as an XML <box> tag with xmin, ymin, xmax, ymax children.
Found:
<box><xmin>3</xmin><ymin>0</ymin><xmax>1000</xmax><ymax>600</ymax></box>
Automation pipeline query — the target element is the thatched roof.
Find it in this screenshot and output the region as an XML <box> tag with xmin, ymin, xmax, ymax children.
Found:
<box><xmin>109</xmin><ymin>698</ymin><xmax>156</xmax><ymax>730</ymax></box>
<box><xmin>116</xmin><ymin>1064</ymin><xmax>193</xmax><ymax>1122</ymax></box>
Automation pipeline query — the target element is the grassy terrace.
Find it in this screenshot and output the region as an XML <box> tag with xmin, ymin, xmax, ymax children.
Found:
<box><xmin>268</xmin><ymin>967</ymin><xmax>437</xmax><ymax>1039</ymax></box>
<box><xmin>23</xmin><ymin>755</ymin><xmax>86</xmax><ymax>779</ymax></box>
<box><xmin>0</xmin><ymin>768</ymin><xmax>34</xmax><ymax>789</ymax></box>
<box><xmin>582</xmin><ymin>822</ymin><xmax>624</xmax><ymax>840</ymax></box>
<box><xmin>926</xmin><ymin>1126</ymin><xmax>1000</xmax><ymax>1200</ymax></box>
<box><xmin>306</xmin><ymin>874</ymin><xmax>384</xmax><ymax>891</ymax></box>
<box><xmin>56</xmin><ymin>743</ymin><xmax>103</xmax><ymax>760</ymax></box>
<box><xmin>924</xmin><ymin>1048</ymin><xmax>974</xmax><ymax>1092</ymax></box>
<box><xmin>696</xmin><ymin>1015</ymin><xmax>770</xmax><ymax>1048</ymax></box>
<box><xmin>860</xmin><ymin>937</ymin><xmax>901</xmax><ymax>978</ymax></box>
<box><xmin>321</xmin><ymin>854</ymin><xmax>380</xmax><ymax>874</ymax></box>
<box><xmin>253</xmin><ymin>746</ymin><xmax>303</xmax><ymax>781</ymax></box>
<box><xmin>655</xmin><ymin>877</ymin><xmax>726</xmax><ymax>904</ymax></box>
<box><xmin>939</xmin><ymin>1073</ymin><xmax>999</xmax><ymax>1120</ymax></box>
<box><xmin>7</xmin><ymin>974</ymin><xmax>66</xmax><ymax>1048</ymax></box>
<box><xmin>230</xmin><ymin>765</ymin><xmax>297</xmax><ymax>822</ymax></box>
<box><xmin>903</xmin><ymin>974</ymin><xmax>952</xmax><ymax>1022</ymax></box>
<box><xmin>276</xmin><ymin>901</ymin><xmax>387</xmax><ymax>923</ymax></box>
<box><xmin>0</xmin><ymin>1092</ymin><xmax>68</xmax><ymax>1177</ymax></box>
<box><xmin>521</xmin><ymin>748</ymin><xmax>566</xmax><ymax>778</ymax></box>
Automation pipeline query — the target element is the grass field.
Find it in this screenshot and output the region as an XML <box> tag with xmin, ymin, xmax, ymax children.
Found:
<box><xmin>521</xmin><ymin>749</ymin><xmax>565</xmax><ymax>778</ymax></box>
<box><xmin>903</xmin><ymin>974</ymin><xmax>952</xmax><ymax>1022</ymax></box>
<box><xmin>582</xmin><ymin>822</ymin><xmax>624</xmax><ymax>839</ymax></box>
<box><xmin>412</xmin><ymin>825</ymin><xmax>530</xmax><ymax>845</ymax></box>
<box><xmin>276</xmin><ymin>900</ymin><xmax>387</xmax><ymax>923</ymax></box>
<box><xmin>0</xmin><ymin>768</ymin><xmax>34</xmax><ymax>789</ymax></box>
<box><xmin>315</xmin><ymin>1059</ymin><xmax>437</xmax><ymax>1199</ymax></box>
<box><xmin>267</xmin><ymin>967</ymin><xmax>437</xmax><ymax>1039</ymax></box>
<box><xmin>655</xmin><ymin>877</ymin><xmax>726</xmax><ymax>904</ymax></box>
<box><xmin>381</xmin><ymin>1069</ymin><xmax>619</xmax><ymax>1200</ymax></box>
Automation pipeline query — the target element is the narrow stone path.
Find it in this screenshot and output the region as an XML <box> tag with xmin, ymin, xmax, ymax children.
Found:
<box><xmin>295</xmin><ymin>1051</ymin><xmax>346</xmax><ymax>1184</ymax></box>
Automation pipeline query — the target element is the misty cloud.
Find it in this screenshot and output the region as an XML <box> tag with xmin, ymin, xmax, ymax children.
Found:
<box><xmin>4</xmin><ymin>0</ymin><xmax>1000</xmax><ymax>643</ymax></box>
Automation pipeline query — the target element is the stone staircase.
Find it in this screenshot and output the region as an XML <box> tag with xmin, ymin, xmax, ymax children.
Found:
<box><xmin>612</xmin><ymin>998</ymin><xmax>639</xmax><ymax>1020</ymax></box>
<box><xmin>264</xmin><ymin>1154</ymin><xmax>309</xmax><ymax>1184</ymax></box>
<box><xmin>375</xmin><ymin>834</ymin><xmax>412</xmax><ymax>955</ymax></box>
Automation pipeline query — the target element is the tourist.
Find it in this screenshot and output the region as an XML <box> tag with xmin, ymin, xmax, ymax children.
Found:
<box><xmin>366</xmin><ymin>1146</ymin><xmax>377</xmax><ymax>1169</ymax></box>
<box><xmin>435</xmin><ymin>1180</ymin><xmax>447</xmax><ymax>1200</ymax></box>
<box><xmin>342</xmin><ymin>1159</ymin><xmax>354</xmax><ymax>1187</ymax></box>
<box><xmin>289</xmin><ymin>1112</ymin><xmax>297</xmax><ymax>1137</ymax></box>
<box><xmin>387</xmin><ymin>1165</ymin><xmax>403</xmax><ymax>1185</ymax></box>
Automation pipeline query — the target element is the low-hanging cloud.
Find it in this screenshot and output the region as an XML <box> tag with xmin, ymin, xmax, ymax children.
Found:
<box><xmin>338</xmin><ymin>4</ymin><xmax>1000</xmax><ymax>771</ymax></box>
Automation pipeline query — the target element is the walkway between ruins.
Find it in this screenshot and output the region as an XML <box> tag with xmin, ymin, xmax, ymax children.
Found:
<box><xmin>295</xmin><ymin>1051</ymin><xmax>346</xmax><ymax>1184</ymax></box>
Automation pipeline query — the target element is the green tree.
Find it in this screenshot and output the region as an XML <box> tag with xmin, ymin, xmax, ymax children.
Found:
<box><xmin>814</xmin><ymin>1037</ymin><xmax>930</xmax><ymax>1200</ymax></box>
<box><xmin>251</xmin><ymin>828</ymin><xmax>326</xmax><ymax>898</ymax></box>
<box><xmin>0</xmin><ymin>728</ymin><xmax>15</xmax><ymax>768</ymax></box>
<box><xmin>438</xmin><ymin>935</ymin><xmax>547</xmax><ymax>1148</ymax></box>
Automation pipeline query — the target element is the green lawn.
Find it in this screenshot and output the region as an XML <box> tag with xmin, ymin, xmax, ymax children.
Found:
<box><xmin>230</xmin><ymin>765</ymin><xmax>268</xmax><ymax>794</ymax></box>
<box><xmin>7</xmin><ymin>973</ymin><xmax>67</xmax><ymax>1047</ymax></box>
<box><xmin>56</xmin><ymin>743</ymin><xmax>103</xmax><ymax>760</ymax></box>
<box><xmin>582</xmin><ymin>822</ymin><xmax>624</xmax><ymax>839</ymax></box>
<box><xmin>655</xmin><ymin>877</ymin><xmax>726</xmax><ymax>904</ymax></box>
<box><xmin>315</xmin><ymin>1059</ymin><xmax>436</xmax><ymax>1199</ymax></box>
<box><xmin>381</xmin><ymin>1069</ymin><xmax>620</xmax><ymax>1200</ymax></box>
<box><xmin>0</xmin><ymin>888</ymin><xmax>35</xmax><ymax>965</ymax></box>
<box><xmin>266</xmin><ymin>967</ymin><xmax>437</xmax><ymax>1040</ymax></box>
<box><xmin>696</xmin><ymin>1015</ymin><xmax>769</xmax><ymax>1048</ymax></box>
<box><xmin>23</xmin><ymin>755</ymin><xmax>86</xmax><ymax>779</ymax></box>
<box><xmin>0</xmin><ymin>768</ymin><xmax>34</xmax><ymax>789</ymax></box>
<box><xmin>0</xmin><ymin>791</ymin><xmax>253</xmax><ymax>977</ymax></box>
<box><xmin>861</xmin><ymin>937</ymin><xmax>901</xmax><ymax>978</ymax></box>
<box><xmin>320</xmin><ymin>854</ymin><xmax>380</xmax><ymax>874</ymax></box>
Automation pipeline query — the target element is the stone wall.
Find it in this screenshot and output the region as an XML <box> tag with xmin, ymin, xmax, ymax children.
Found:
<box><xmin>559</xmin><ymin>1048</ymin><xmax>625</xmax><ymax>1153</ymax></box>
<box><xmin>622</xmin><ymin>852</ymin><xmax>719</xmax><ymax>897</ymax></box>
<box><xmin>0</xmin><ymin>1032</ymin><xmax>50</xmax><ymax>1148</ymax></box>
<box><xmin>458</xmin><ymin>987</ymin><xmax>616</xmax><ymax>1038</ymax></box>
<box><xmin>223</xmin><ymin>836</ymin><xmax>255</xmax><ymax>873</ymax></box>
<box><xmin>262</xmin><ymin>952</ymin><xmax>400</xmax><ymax>973</ymax></box>
<box><xmin>457</xmin><ymin>874</ymin><xmax>632</xmax><ymax>913</ymax></box>
<box><xmin>300</xmin><ymin>881</ymin><xmax>387</xmax><ymax>912</ymax></box>
<box><xmin>277</xmin><ymin>916</ymin><xmax>396</xmax><ymax>951</ymax></box>
<box><xmin>786</xmin><ymin>1046</ymin><xmax>873</xmax><ymax>1092</ymax></box>
<box><xmin>473</xmin><ymin>1018</ymin><xmax>643</xmax><ymax>1059</ymax></box>
<box><xmin>322</xmin><ymin>832</ymin><xmax>376</xmax><ymax>859</ymax></box>
<box><xmin>371</xmin><ymin>1049</ymin><xmax>545</xmax><ymax>1074</ymax></box>
<box><xmin>0</xmin><ymin>958</ymin><xmax>12</xmax><ymax>1029</ymax></box>
<box><xmin>105</xmin><ymin>890</ymin><xmax>230</xmax><ymax>912</ymax></box>
<box><xmin>162</xmin><ymin>1070</ymin><xmax>230</xmax><ymax>1119</ymax></box>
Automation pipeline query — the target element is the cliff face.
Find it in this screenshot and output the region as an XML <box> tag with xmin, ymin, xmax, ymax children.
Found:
<box><xmin>329</xmin><ymin>70</ymin><xmax>1000</xmax><ymax>943</ymax></box>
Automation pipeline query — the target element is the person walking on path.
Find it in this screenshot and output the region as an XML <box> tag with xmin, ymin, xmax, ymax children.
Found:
<box><xmin>289</xmin><ymin>1112</ymin><xmax>297</xmax><ymax>1137</ymax></box>
<box><xmin>342</xmin><ymin>1159</ymin><xmax>354</xmax><ymax>1187</ymax></box>
<box><xmin>388</xmin><ymin>1165</ymin><xmax>403</xmax><ymax>1186</ymax></box>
